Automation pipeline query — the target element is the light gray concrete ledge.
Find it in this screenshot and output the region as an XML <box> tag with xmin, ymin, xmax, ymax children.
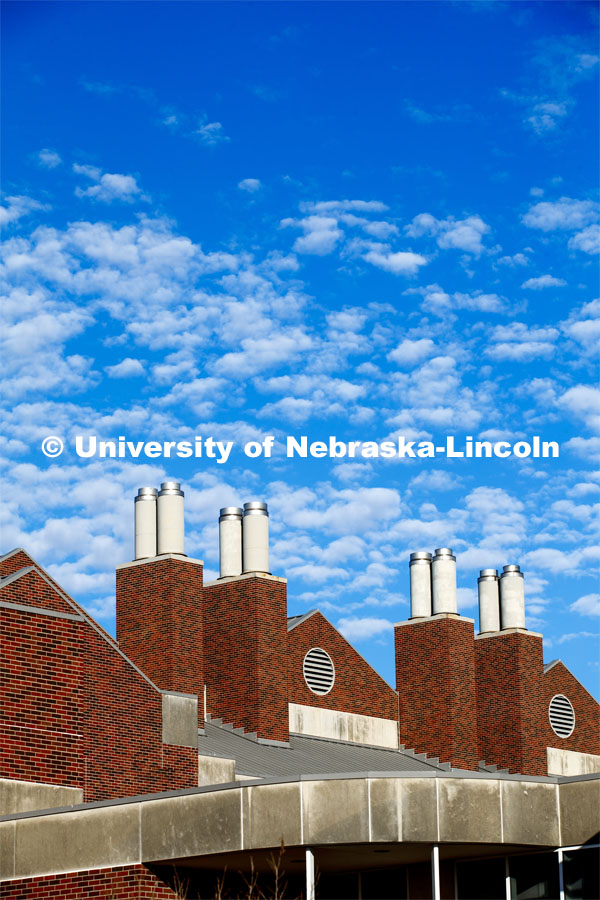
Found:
<box><xmin>0</xmin><ymin>773</ymin><xmax>598</xmax><ymax>881</ymax></box>
<box><xmin>0</xmin><ymin>780</ymin><xmax>83</xmax><ymax>817</ymax></box>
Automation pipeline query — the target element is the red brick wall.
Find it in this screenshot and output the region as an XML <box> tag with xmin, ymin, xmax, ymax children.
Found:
<box><xmin>288</xmin><ymin>611</ymin><xmax>398</xmax><ymax>720</ymax></box>
<box><xmin>475</xmin><ymin>631</ymin><xmax>546</xmax><ymax>776</ymax></box>
<box><xmin>81</xmin><ymin>620</ymin><xmax>198</xmax><ymax>801</ymax></box>
<box><xmin>0</xmin><ymin>606</ymin><xmax>83</xmax><ymax>787</ymax></box>
<box><xmin>1</xmin><ymin>548</ymin><xmax>43</xmax><ymax>579</ymax></box>
<box><xmin>395</xmin><ymin>616</ymin><xmax>479</xmax><ymax>770</ymax></box>
<box><xmin>203</xmin><ymin>576</ymin><xmax>289</xmax><ymax>742</ymax></box>
<box><xmin>0</xmin><ymin>565</ymin><xmax>77</xmax><ymax>614</ymax></box>
<box><xmin>1</xmin><ymin>559</ymin><xmax>198</xmax><ymax>801</ymax></box>
<box><xmin>543</xmin><ymin>660</ymin><xmax>600</xmax><ymax>756</ymax></box>
<box><xmin>0</xmin><ymin>549</ymin><xmax>119</xmax><ymax>647</ymax></box>
<box><xmin>1</xmin><ymin>865</ymin><xmax>181</xmax><ymax>898</ymax></box>
<box><xmin>116</xmin><ymin>557</ymin><xmax>205</xmax><ymax>707</ymax></box>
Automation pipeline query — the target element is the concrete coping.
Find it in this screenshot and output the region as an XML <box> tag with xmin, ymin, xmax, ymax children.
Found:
<box><xmin>475</xmin><ymin>628</ymin><xmax>543</xmax><ymax>640</ymax></box>
<box><xmin>2</xmin><ymin>772</ymin><xmax>599</xmax><ymax>883</ymax></box>
<box><xmin>2</xmin><ymin>769</ymin><xmax>598</xmax><ymax>824</ymax></box>
<box><xmin>116</xmin><ymin>554</ymin><xmax>203</xmax><ymax>571</ymax></box>
<box><xmin>394</xmin><ymin>613</ymin><xmax>475</xmax><ymax>628</ymax></box>
<box><xmin>0</xmin><ymin>566</ymin><xmax>35</xmax><ymax>588</ymax></box>
<box><xmin>159</xmin><ymin>689</ymin><xmax>197</xmax><ymax>698</ymax></box>
<box><xmin>204</xmin><ymin>572</ymin><xmax>287</xmax><ymax>586</ymax></box>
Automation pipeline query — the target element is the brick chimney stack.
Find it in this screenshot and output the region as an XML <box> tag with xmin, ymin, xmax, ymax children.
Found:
<box><xmin>395</xmin><ymin>549</ymin><xmax>479</xmax><ymax>770</ymax></box>
<box><xmin>116</xmin><ymin>483</ymin><xmax>205</xmax><ymax>723</ymax></box>
<box><xmin>474</xmin><ymin>565</ymin><xmax>546</xmax><ymax>775</ymax></box>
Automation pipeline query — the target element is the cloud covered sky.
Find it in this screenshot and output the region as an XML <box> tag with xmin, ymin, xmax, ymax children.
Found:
<box><xmin>1</xmin><ymin>1</ymin><xmax>599</xmax><ymax>696</ymax></box>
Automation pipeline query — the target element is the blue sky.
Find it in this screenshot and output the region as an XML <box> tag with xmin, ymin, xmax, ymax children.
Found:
<box><xmin>2</xmin><ymin>1</ymin><xmax>599</xmax><ymax>697</ymax></box>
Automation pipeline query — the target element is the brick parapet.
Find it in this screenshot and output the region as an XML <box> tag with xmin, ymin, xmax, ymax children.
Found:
<box><xmin>475</xmin><ymin>630</ymin><xmax>546</xmax><ymax>775</ymax></box>
<box><xmin>542</xmin><ymin>660</ymin><xmax>600</xmax><ymax>755</ymax></box>
<box><xmin>203</xmin><ymin>575</ymin><xmax>289</xmax><ymax>742</ymax></box>
<box><xmin>394</xmin><ymin>615</ymin><xmax>479</xmax><ymax>770</ymax></box>
<box><xmin>116</xmin><ymin>556</ymin><xmax>205</xmax><ymax>710</ymax></box>
<box><xmin>288</xmin><ymin>611</ymin><xmax>398</xmax><ymax>720</ymax></box>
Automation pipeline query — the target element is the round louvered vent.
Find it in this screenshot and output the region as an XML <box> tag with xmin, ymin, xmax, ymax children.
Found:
<box><xmin>549</xmin><ymin>694</ymin><xmax>575</xmax><ymax>739</ymax></box>
<box><xmin>303</xmin><ymin>647</ymin><xmax>335</xmax><ymax>696</ymax></box>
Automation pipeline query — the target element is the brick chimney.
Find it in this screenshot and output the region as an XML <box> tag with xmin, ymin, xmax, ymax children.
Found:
<box><xmin>474</xmin><ymin>565</ymin><xmax>546</xmax><ymax>775</ymax></box>
<box><xmin>395</xmin><ymin>549</ymin><xmax>479</xmax><ymax>770</ymax></box>
<box><xmin>116</xmin><ymin>484</ymin><xmax>205</xmax><ymax>720</ymax></box>
<box><xmin>203</xmin><ymin>502</ymin><xmax>289</xmax><ymax>744</ymax></box>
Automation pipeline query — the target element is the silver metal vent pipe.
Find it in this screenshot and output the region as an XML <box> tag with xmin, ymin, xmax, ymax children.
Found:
<box><xmin>431</xmin><ymin>548</ymin><xmax>457</xmax><ymax>614</ymax></box>
<box><xmin>242</xmin><ymin>501</ymin><xmax>269</xmax><ymax>574</ymax></box>
<box><xmin>219</xmin><ymin>507</ymin><xmax>243</xmax><ymax>577</ymax></box>
<box><xmin>157</xmin><ymin>481</ymin><xmax>185</xmax><ymax>555</ymax></box>
<box><xmin>500</xmin><ymin>564</ymin><xmax>525</xmax><ymax>629</ymax></box>
<box><xmin>134</xmin><ymin>487</ymin><xmax>158</xmax><ymax>559</ymax></box>
<box><xmin>478</xmin><ymin>569</ymin><xmax>500</xmax><ymax>633</ymax></box>
<box><xmin>409</xmin><ymin>552</ymin><xmax>432</xmax><ymax>618</ymax></box>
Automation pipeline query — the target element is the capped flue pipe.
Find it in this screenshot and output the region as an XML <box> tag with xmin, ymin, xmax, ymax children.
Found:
<box><xmin>500</xmin><ymin>564</ymin><xmax>526</xmax><ymax>630</ymax></box>
<box><xmin>134</xmin><ymin>487</ymin><xmax>158</xmax><ymax>559</ymax></box>
<box><xmin>219</xmin><ymin>507</ymin><xmax>243</xmax><ymax>578</ymax></box>
<box><xmin>242</xmin><ymin>501</ymin><xmax>269</xmax><ymax>574</ymax></box>
<box><xmin>431</xmin><ymin>548</ymin><xmax>457</xmax><ymax>614</ymax></box>
<box><xmin>157</xmin><ymin>481</ymin><xmax>185</xmax><ymax>556</ymax></box>
<box><xmin>409</xmin><ymin>552</ymin><xmax>432</xmax><ymax>618</ymax></box>
<box><xmin>478</xmin><ymin>569</ymin><xmax>500</xmax><ymax>633</ymax></box>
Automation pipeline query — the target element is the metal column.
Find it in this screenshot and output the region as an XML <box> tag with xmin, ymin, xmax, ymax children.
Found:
<box><xmin>306</xmin><ymin>847</ymin><xmax>315</xmax><ymax>900</ymax></box>
<box><xmin>431</xmin><ymin>844</ymin><xmax>441</xmax><ymax>900</ymax></box>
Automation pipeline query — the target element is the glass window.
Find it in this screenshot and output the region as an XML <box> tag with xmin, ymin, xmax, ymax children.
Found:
<box><xmin>456</xmin><ymin>857</ymin><xmax>506</xmax><ymax>899</ymax></box>
<box><xmin>564</xmin><ymin>847</ymin><xmax>600</xmax><ymax>900</ymax></box>
<box><xmin>509</xmin><ymin>852</ymin><xmax>559</xmax><ymax>899</ymax></box>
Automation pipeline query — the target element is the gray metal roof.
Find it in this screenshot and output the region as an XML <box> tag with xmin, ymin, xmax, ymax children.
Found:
<box><xmin>198</xmin><ymin>720</ymin><xmax>445</xmax><ymax>778</ymax></box>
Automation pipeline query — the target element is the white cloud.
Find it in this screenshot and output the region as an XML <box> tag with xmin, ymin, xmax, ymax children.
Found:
<box><xmin>283</xmin><ymin>486</ymin><xmax>401</xmax><ymax>537</ymax></box>
<box><xmin>409</xmin><ymin>470</ymin><xmax>460</xmax><ymax>493</ymax></box>
<box><xmin>337</xmin><ymin>616</ymin><xmax>393</xmax><ymax>642</ymax></box>
<box><xmin>522</xmin><ymin>197</ymin><xmax>599</xmax><ymax>231</ymax></box>
<box><xmin>214</xmin><ymin>330</ymin><xmax>313</xmax><ymax>377</ymax></box>
<box><xmin>568</xmin><ymin>224</ymin><xmax>600</xmax><ymax>255</ymax></box>
<box><xmin>521</xmin><ymin>274</ymin><xmax>566</xmax><ymax>290</ymax></box>
<box><xmin>570</xmin><ymin>594</ymin><xmax>600</xmax><ymax>617</ymax></box>
<box><xmin>556</xmin><ymin>631</ymin><xmax>599</xmax><ymax>645</ymax></box>
<box><xmin>527</xmin><ymin>101</ymin><xmax>568</xmax><ymax>134</ymax></box>
<box><xmin>363</xmin><ymin>248</ymin><xmax>427</xmax><ymax>276</ymax></box>
<box><xmin>388</xmin><ymin>338</ymin><xmax>435</xmax><ymax>366</ymax></box>
<box><xmin>562</xmin><ymin>298</ymin><xmax>600</xmax><ymax>349</ymax></box>
<box><xmin>457</xmin><ymin>586</ymin><xmax>477</xmax><ymax>610</ymax></box>
<box><xmin>406</xmin><ymin>213</ymin><xmax>491</xmax><ymax>255</ymax></box>
<box><xmin>496</xmin><ymin>252</ymin><xmax>530</xmax><ymax>267</ymax></box>
<box><xmin>0</xmin><ymin>195</ymin><xmax>47</xmax><ymax>227</ymax></box>
<box><xmin>556</xmin><ymin>385</ymin><xmax>600</xmax><ymax>431</ymax></box>
<box><xmin>105</xmin><ymin>358</ymin><xmax>146</xmax><ymax>378</ymax></box>
<box><xmin>302</xmin><ymin>200</ymin><xmax>388</xmax><ymax>214</ymax></box>
<box><xmin>417</xmin><ymin>284</ymin><xmax>507</xmax><ymax>315</ymax></box>
<box><xmin>563</xmin><ymin>437</ymin><xmax>600</xmax><ymax>457</ymax></box>
<box><xmin>37</xmin><ymin>148</ymin><xmax>62</xmax><ymax>169</ymax></box>
<box><xmin>83</xmin><ymin>595</ymin><xmax>116</xmax><ymax>620</ymax></box>
<box><xmin>238</xmin><ymin>178</ymin><xmax>262</xmax><ymax>193</ymax></box>
<box><xmin>194</xmin><ymin>120</ymin><xmax>229</xmax><ymax>145</ymax></box>
<box><xmin>486</xmin><ymin>322</ymin><xmax>559</xmax><ymax>361</ymax></box>
<box><xmin>73</xmin><ymin>163</ymin><xmax>102</xmax><ymax>180</ymax></box>
<box><xmin>283</xmin><ymin>215</ymin><xmax>343</xmax><ymax>256</ymax></box>
<box><xmin>75</xmin><ymin>171</ymin><xmax>147</xmax><ymax>204</ymax></box>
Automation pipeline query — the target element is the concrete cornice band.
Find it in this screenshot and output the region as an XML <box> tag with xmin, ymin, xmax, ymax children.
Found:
<box><xmin>1</xmin><ymin>774</ymin><xmax>598</xmax><ymax>881</ymax></box>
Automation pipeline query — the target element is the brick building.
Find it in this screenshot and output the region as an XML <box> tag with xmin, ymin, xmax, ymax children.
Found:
<box><xmin>1</xmin><ymin>484</ymin><xmax>598</xmax><ymax>899</ymax></box>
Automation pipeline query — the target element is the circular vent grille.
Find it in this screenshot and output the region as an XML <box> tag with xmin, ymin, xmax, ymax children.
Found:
<box><xmin>549</xmin><ymin>694</ymin><xmax>575</xmax><ymax>739</ymax></box>
<box><xmin>303</xmin><ymin>647</ymin><xmax>335</xmax><ymax>696</ymax></box>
